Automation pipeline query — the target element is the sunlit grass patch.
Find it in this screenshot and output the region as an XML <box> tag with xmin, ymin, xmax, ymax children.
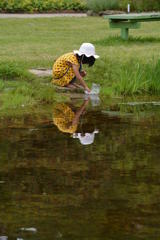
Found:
<box><xmin>93</xmin><ymin>36</ymin><xmax>160</xmax><ymax>46</ymax></box>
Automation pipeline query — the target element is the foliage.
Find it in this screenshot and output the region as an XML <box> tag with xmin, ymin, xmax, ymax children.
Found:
<box><xmin>87</xmin><ymin>0</ymin><xmax>160</xmax><ymax>12</ymax></box>
<box><xmin>0</xmin><ymin>0</ymin><xmax>160</xmax><ymax>13</ymax></box>
<box><xmin>87</xmin><ymin>0</ymin><xmax>119</xmax><ymax>13</ymax></box>
<box><xmin>118</xmin><ymin>59</ymin><xmax>160</xmax><ymax>95</ymax></box>
<box><xmin>0</xmin><ymin>63</ymin><xmax>57</xmax><ymax>110</ymax></box>
<box><xmin>120</xmin><ymin>0</ymin><xmax>160</xmax><ymax>12</ymax></box>
<box><xmin>0</xmin><ymin>0</ymin><xmax>87</xmax><ymax>13</ymax></box>
<box><xmin>0</xmin><ymin>63</ymin><xmax>29</xmax><ymax>80</ymax></box>
<box><xmin>90</xmin><ymin>57</ymin><xmax>160</xmax><ymax>96</ymax></box>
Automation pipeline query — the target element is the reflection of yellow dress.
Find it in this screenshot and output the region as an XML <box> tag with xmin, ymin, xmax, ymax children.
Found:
<box><xmin>53</xmin><ymin>103</ymin><xmax>77</xmax><ymax>134</ymax></box>
<box><xmin>52</xmin><ymin>52</ymin><xmax>80</xmax><ymax>87</ymax></box>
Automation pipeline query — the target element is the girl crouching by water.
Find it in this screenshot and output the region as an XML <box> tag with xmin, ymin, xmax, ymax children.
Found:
<box><xmin>52</xmin><ymin>43</ymin><xmax>99</xmax><ymax>92</ymax></box>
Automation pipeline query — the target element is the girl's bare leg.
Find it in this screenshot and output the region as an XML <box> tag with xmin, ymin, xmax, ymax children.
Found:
<box><xmin>73</xmin><ymin>83</ymin><xmax>84</xmax><ymax>89</ymax></box>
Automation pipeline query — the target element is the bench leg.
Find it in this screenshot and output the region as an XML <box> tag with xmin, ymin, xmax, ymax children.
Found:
<box><xmin>121</xmin><ymin>28</ymin><xmax>129</xmax><ymax>40</ymax></box>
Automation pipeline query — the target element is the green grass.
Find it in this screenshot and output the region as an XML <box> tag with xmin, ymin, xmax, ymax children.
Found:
<box><xmin>0</xmin><ymin>17</ymin><xmax>160</xmax><ymax>114</ymax></box>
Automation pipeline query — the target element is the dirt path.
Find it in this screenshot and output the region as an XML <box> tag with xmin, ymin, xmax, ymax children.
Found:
<box><xmin>0</xmin><ymin>13</ymin><xmax>87</xmax><ymax>18</ymax></box>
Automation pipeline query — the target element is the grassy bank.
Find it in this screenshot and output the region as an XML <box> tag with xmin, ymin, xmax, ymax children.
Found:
<box><xmin>0</xmin><ymin>17</ymin><xmax>160</xmax><ymax>114</ymax></box>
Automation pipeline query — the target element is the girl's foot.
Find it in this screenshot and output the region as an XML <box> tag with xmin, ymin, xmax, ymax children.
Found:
<box><xmin>66</xmin><ymin>83</ymin><xmax>77</xmax><ymax>89</ymax></box>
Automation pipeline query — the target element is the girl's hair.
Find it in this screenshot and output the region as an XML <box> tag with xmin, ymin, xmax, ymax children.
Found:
<box><xmin>77</xmin><ymin>54</ymin><xmax>95</xmax><ymax>67</ymax></box>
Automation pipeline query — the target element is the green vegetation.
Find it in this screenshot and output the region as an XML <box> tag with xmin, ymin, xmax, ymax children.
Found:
<box><xmin>91</xmin><ymin>56</ymin><xmax>160</xmax><ymax>96</ymax></box>
<box><xmin>0</xmin><ymin>17</ymin><xmax>160</xmax><ymax>114</ymax></box>
<box><xmin>120</xmin><ymin>0</ymin><xmax>160</xmax><ymax>12</ymax></box>
<box><xmin>0</xmin><ymin>0</ymin><xmax>160</xmax><ymax>13</ymax></box>
<box><xmin>0</xmin><ymin>0</ymin><xmax>86</xmax><ymax>13</ymax></box>
<box><xmin>87</xmin><ymin>0</ymin><xmax>160</xmax><ymax>13</ymax></box>
<box><xmin>87</xmin><ymin>0</ymin><xmax>119</xmax><ymax>13</ymax></box>
<box><xmin>0</xmin><ymin>62</ymin><xmax>57</xmax><ymax>113</ymax></box>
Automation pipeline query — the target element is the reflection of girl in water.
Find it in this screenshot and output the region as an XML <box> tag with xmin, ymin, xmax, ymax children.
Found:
<box><xmin>53</xmin><ymin>100</ymin><xmax>89</xmax><ymax>134</ymax></box>
<box><xmin>53</xmin><ymin>100</ymin><xmax>99</xmax><ymax>145</ymax></box>
<box><xmin>73</xmin><ymin>130</ymin><xmax>99</xmax><ymax>145</ymax></box>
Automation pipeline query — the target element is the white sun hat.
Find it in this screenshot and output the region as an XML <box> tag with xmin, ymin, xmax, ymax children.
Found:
<box><xmin>74</xmin><ymin>43</ymin><xmax>99</xmax><ymax>59</ymax></box>
<box><xmin>72</xmin><ymin>130</ymin><xmax>99</xmax><ymax>145</ymax></box>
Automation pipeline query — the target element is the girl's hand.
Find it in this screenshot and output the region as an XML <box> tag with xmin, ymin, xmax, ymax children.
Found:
<box><xmin>85</xmin><ymin>86</ymin><xmax>91</xmax><ymax>93</ymax></box>
<box><xmin>80</xmin><ymin>70</ymin><xmax>87</xmax><ymax>78</ymax></box>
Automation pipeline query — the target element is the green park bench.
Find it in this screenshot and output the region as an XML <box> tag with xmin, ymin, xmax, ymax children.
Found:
<box><xmin>105</xmin><ymin>13</ymin><xmax>160</xmax><ymax>40</ymax></box>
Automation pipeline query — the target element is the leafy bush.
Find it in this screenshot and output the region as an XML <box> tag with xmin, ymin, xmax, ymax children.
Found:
<box><xmin>87</xmin><ymin>0</ymin><xmax>160</xmax><ymax>12</ymax></box>
<box><xmin>0</xmin><ymin>0</ymin><xmax>87</xmax><ymax>13</ymax></box>
<box><xmin>120</xmin><ymin>0</ymin><xmax>160</xmax><ymax>12</ymax></box>
<box><xmin>87</xmin><ymin>0</ymin><xmax>119</xmax><ymax>12</ymax></box>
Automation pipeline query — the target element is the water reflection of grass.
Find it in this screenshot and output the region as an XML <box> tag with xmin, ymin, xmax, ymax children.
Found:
<box><xmin>104</xmin><ymin>101</ymin><xmax>160</xmax><ymax>123</ymax></box>
<box><xmin>0</xmin><ymin>112</ymin><xmax>160</xmax><ymax>239</ymax></box>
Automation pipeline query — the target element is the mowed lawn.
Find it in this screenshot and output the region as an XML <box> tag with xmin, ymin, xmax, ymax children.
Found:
<box><xmin>0</xmin><ymin>17</ymin><xmax>160</xmax><ymax>66</ymax></box>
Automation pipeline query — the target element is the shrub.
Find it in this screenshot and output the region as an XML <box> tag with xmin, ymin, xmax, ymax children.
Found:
<box><xmin>87</xmin><ymin>0</ymin><xmax>119</xmax><ymax>13</ymax></box>
<box><xmin>87</xmin><ymin>0</ymin><xmax>160</xmax><ymax>12</ymax></box>
<box><xmin>120</xmin><ymin>0</ymin><xmax>160</xmax><ymax>12</ymax></box>
<box><xmin>0</xmin><ymin>0</ymin><xmax>87</xmax><ymax>13</ymax></box>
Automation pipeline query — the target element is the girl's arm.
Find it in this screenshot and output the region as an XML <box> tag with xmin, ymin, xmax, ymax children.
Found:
<box><xmin>72</xmin><ymin>64</ymin><xmax>90</xmax><ymax>92</ymax></box>
<box><xmin>72</xmin><ymin>99</ymin><xmax>89</xmax><ymax>126</ymax></box>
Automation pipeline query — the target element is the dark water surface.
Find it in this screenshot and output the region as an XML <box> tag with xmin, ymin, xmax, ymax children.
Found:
<box><xmin>0</xmin><ymin>98</ymin><xmax>160</xmax><ymax>240</ymax></box>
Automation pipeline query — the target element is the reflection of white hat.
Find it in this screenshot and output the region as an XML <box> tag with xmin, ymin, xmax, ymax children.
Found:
<box><xmin>73</xmin><ymin>130</ymin><xmax>99</xmax><ymax>145</ymax></box>
<box><xmin>74</xmin><ymin>43</ymin><xmax>99</xmax><ymax>59</ymax></box>
<box><xmin>0</xmin><ymin>237</ymin><xmax>8</xmax><ymax>240</ymax></box>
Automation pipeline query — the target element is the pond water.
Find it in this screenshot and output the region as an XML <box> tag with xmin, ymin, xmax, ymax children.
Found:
<box><xmin>0</xmin><ymin>97</ymin><xmax>160</xmax><ymax>240</ymax></box>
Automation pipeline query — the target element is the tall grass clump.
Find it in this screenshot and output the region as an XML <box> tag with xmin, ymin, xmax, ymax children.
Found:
<box><xmin>113</xmin><ymin>59</ymin><xmax>160</xmax><ymax>95</ymax></box>
<box><xmin>0</xmin><ymin>63</ymin><xmax>30</xmax><ymax>80</ymax></box>
<box><xmin>147</xmin><ymin>59</ymin><xmax>160</xmax><ymax>94</ymax></box>
<box><xmin>88</xmin><ymin>58</ymin><xmax>160</xmax><ymax>96</ymax></box>
<box><xmin>87</xmin><ymin>0</ymin><xmax>119</xmax><ymax>12</ymax></box>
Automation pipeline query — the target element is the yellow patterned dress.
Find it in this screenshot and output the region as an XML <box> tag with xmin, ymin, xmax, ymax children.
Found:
<box><xmin>52</xmin><ymin>52</ymin><xmax>80</xmax><ymax>87</ymax></box>
<box><xmin>53</xmin><ymin>103</ymin><xmax>78</xmax><ymax>134</ymax></box>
